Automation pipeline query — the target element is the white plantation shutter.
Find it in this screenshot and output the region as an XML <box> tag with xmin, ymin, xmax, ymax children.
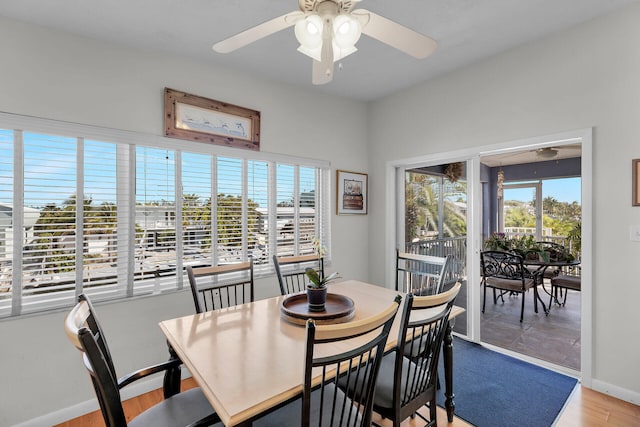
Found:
<box><xmin>22</xmin><ymin>132</ymin><xmax>77</xmax><ymax>313</ymax></box>
<box><xmin>217</xmin><ymin>157</ymin><xmax>244</xmax><ymax>262</ymax></box>
<box><xmin>0</xmin><ymin>112</ymin><xmax>330</xmax><ymax>317</ymax></box>
<box><xmin>272</xmin><ymin>164</ymin><xmax>330</xmax><ymax>259</ymax></box>
<box><xmin>82</xmin><ymin>140</ymin><xmax>120</xmax><ymax>298</ymax></box>
<box><xmin>299</xmin><ymin>166</ymin><xmax>317</xmax><ymax>255</ymax></box>
<box><xmin>0</xmin><ymin>130</ymin><xmax>13</xmax><ymax>317</ymax></box>
<box><xmin>182</xmin><ymin>152</ymin><xmax>213</xmax><ymax>271</ymax></box>
<box><xmin>134</xmin><ymin>147</ymin><xmax>177</xmax><ymax>294</ymax></box>
<box><xmin>247</xmin><ymin>160</ymin><xmax>269</xmax><ymax>268</ymax></box>
<box><xmin>275</xmin><ymin>164</ymin><xmax>296</xmax><ymax>257</ymax></box>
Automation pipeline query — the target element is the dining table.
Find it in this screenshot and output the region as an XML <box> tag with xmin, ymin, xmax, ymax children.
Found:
<box><xmin>159</xmin><ymin>279</ymin><xmax>465</xmax><ymax>426</ymax></box>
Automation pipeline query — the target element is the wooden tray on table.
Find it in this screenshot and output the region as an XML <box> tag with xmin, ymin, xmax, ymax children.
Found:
<box><xmin>280</xmin><ymin>293</ymin><xmax>355</xmax><ymax>326</ymax></box>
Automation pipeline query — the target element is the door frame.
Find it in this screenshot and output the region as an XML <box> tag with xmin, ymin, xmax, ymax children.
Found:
<box><xmin>384</xmin><ymin>127</ymin><xmax>592</xmax><ymax>385</ymax></box>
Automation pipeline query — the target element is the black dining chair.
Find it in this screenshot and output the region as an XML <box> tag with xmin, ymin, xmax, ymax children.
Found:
<box><xmin>395</xmin><ymin>249</ymin><xmax>453</xmax><ymax>296</ymax></box>
<box><xmin>64</xmin><ymin>294</ymin><xmax>222</xmax><ymax>427</ymax></box>
<box><xmin>253</xmin><ymin>295</ymin><xmax>402</xmax><ymax>427</ymax></box>
<box><xmin>273</xmin><ymin>254</ymin><xmax>324</xmax><ymax>295</ymax></box>
<box><xmin>481</xmin><ymin>250</ymin><xmax>537</xmax><ymax>322</ymax></box>
<box><xmin>186</xmin><ymin>258</ymin><xmax>254</xmax><ymax>313</ymax></box>
<box><xmin>340</xmin><ymin>283</ymin><xmax>461</xmax><ymax>427</ymax></box>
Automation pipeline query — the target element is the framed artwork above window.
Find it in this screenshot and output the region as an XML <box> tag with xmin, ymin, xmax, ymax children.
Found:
<box><xmin>164</xmin><ymin>88</ymin><xmax>261</xmax><ymax>151</ymax></box>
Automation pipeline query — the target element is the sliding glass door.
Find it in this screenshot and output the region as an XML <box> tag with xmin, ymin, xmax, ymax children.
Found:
<box><xmin>402</xmin><ymin>163</ymin><xmax>468</xmax><ymax>336</ymax></box>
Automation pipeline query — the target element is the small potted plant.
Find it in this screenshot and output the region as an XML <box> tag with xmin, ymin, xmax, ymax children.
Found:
<box><xmin>305</xmin><ymin>238</ymin><xmax>340</xmax><ymax>312</ymax></box>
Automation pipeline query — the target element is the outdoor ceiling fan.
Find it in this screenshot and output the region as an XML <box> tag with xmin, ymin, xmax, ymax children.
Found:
<box><xmin>212</xmin><ymin>0</ymin><xmax>437</xmax><ymax>85</ymax></box>
<box><xmin>536</xmin><ymin>147</ymin><xmax>560</xmax><ymax>159</ymax></box>
<box><xmin>534</xmin><ymin>145</ymin><xmax>582</xmax><ymax>159</ymax></box>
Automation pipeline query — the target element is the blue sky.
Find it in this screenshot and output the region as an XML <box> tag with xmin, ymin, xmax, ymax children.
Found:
<box><xmin>6</xmin><ymin>135</ymin><xmax>317</xmax><ymax>208</ymax></box>
<box><xmin>505</xmin><ymin>177</ymin><xmax>581</xmax><ymax>204</ymax></box>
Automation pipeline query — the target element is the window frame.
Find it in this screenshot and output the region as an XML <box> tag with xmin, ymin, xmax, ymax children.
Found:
<box><xmin>0</xmin><ymin>112</ymin><xmax>331</xmax><ymax>317</ymax></box>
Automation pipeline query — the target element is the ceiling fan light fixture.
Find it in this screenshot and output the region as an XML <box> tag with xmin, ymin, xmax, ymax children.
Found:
<box><xmin>332</xmin><ymin>41</ymin><xmax>357</xmax><ymax>61</ymax></box>
<box><xmin>294</xmin><ymin>14</ymin><xmax>324</xmax><ymax>50</ymax></box>
<box><xmin>332</xmin><ymin>14</ymin><xmax>361</xmax><ymax>49</ymax></box>
<box><xmin>297</xmin><ymin>44</ymin><xmax>322</xmax><ymax>61</ymax></box>
<box><xmin>537</xmin><ymin>147</ymin><xmax>559</xmax><ymax>159</ymax></box>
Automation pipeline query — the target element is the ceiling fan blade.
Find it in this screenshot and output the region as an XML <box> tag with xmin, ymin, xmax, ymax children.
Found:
<box><xmin>354</xmin><ymin>9</ymin><xmax>437</xmax><ymax>59</ymax></box>
<box><xmin>213</xmin><ymin>11</ymin><xmax>304</xmax><ymax>53</ymax></box>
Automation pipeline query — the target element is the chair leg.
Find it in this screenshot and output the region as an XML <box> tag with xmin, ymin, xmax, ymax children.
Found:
<box><xmin>520</xmin><ymin>292</ymin><xmax>525</xmax><ymax>322</ymax></box>
<box><xmin>482</xmin><ymin>285</ymin><xmax>486</xmax><ymax>313</ymax></box>
<box><xmin>429</xmin><ymin>399</ymin><xmax>437</xmax><ymax>426</ymax></box>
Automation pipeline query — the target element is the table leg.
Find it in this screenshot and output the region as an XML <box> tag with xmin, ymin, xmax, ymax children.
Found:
<box><xmin>163</xmin><ymin>342</ymin><xmax>182</xmax><ymax>398</ymax></box>
<box><xmin>534</xmin><ymin>276</ymin><xmax>549</xmax><ymax>315</ymax></box>
<box><xmin>443</xmin><ymin>321</ymin><xmax>455</xmax><ymax>422</ymax></box>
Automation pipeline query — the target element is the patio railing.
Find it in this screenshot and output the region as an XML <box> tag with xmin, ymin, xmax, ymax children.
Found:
<box><xmin>405</xmin><ymin>236</ymin><xmax>467</xmax><ymax>284</ymax></box>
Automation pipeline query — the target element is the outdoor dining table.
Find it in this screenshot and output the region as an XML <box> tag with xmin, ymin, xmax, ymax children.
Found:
<box><xmin>159</xmin><ymin>279</ymin><xmax>465</xmax><ymax>426</ymax></box>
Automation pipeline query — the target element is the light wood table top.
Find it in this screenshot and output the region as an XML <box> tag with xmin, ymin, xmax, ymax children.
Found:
<box><xmin>159</xmin><ymin>280</ymin><xmax>464</xmax><ymax>426</ymax></box>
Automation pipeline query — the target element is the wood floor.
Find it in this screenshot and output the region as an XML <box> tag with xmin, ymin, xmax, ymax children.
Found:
<box><xmin>56</xmin><ymin>378</ymin><xmax>640</xmax><ymax>427</ymax></box>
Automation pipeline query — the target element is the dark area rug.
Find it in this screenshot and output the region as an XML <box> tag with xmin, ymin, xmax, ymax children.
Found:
<box><xmin>436</xmin><ymin>337</ymin><xmax>578</xmax><ymax>427</ymax></box>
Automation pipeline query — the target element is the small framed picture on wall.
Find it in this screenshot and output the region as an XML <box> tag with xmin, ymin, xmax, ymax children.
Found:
<box><xmin>336</xmin><ymin>170</ymin><xmax>368</xmax><ymax>215</ymax></box>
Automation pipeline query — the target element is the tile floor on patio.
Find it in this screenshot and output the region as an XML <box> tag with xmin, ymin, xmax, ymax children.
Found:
<box><xmin>450</xmin><ymin>280</ymin><xmax>581</xmax><ymax>371</ymax></box>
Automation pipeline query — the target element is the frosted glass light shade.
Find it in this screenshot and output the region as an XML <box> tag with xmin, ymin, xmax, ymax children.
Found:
<box><xmin>332</xmin><ymin>41</ymin><xmax>357</xmax><ymax>61</ymax></box>
<box><xmin>294</xmin><ymin>15</ymin><xmax>324</xmax><ymax>50</ymax></box>
<box><xmin>332</xmin><ymin>15</ymin><xmax>361</xmax><ymax>50</ymax></box>
<box><xmin>297</xmin><ymin>45</ymin><xmax>322</xmax><ymax>62</ymax></box>
<box><xmin>295</xmin><ymin>13</ymin><xmax>360</xmax><ymax>63</ymax></box>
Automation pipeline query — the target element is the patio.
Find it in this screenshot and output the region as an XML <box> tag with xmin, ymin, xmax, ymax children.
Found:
<box><xmin>451</xmin><ymin>280</ymin><xmax>581</xmax><ymax>371</ymax></box>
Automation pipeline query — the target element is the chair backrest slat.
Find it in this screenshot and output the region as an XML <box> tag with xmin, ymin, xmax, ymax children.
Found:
<box><xmin>187</xmin><ymin>259</ymin><xmax>254</xmax><ymax>313</ymax></box>
<box><xmin>273</xmin><ymin>254</ymin><xmax>324</xmax><ymax>295</ymax></box>
<box><xmin>394</xmin><ymin>283</ymin><xmax>461</xmax><ymax>411</ymax></box>
<box><xmin>303</xmin><ymin>295</ymin><xmax>402</xmax><ymax>427</ymax></box>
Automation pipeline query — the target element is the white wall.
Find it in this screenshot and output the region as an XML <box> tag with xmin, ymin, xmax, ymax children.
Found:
<box><xmin>368</xmin><ymin>2</ymin><xmax>640</xmax><ymax>403</ymax></box>
<box><xmin>0</xmin><ymin>17</ymin><xmax>370</xmax><ymax>426</ymax></box>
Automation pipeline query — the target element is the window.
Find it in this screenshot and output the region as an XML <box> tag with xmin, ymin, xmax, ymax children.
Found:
<box><xmin>0</xmin><ymin>113</ymin><xmax>330</xmax><ymax>317</ymax></box>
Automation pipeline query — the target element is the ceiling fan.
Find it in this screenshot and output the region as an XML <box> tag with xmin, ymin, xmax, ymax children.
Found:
<box><xmin>535</xmin><ymin>147</ymin><xmax>560</xmax><ymax>159</ymax></box>
<box><xmin>212</xmin><ymin>0</ymin><xmax>437</xmax><ymax>85</ymax></box>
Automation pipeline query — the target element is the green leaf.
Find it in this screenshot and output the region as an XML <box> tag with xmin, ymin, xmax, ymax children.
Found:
<box><xmin>305</xmin><ymin>267</ymin><xmax>321</xmax><ymax>286</ymax></box>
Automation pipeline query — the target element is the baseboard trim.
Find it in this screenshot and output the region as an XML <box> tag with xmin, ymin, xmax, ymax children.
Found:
<box><xmin>591</xmin><ymin>379</ymin><xmax>640</xmax><ymax>406</ymax></box>
<box><xmin>13</xmin><ymin>375</ymin><xmax>166</xmax><ymax>427</ymax></box>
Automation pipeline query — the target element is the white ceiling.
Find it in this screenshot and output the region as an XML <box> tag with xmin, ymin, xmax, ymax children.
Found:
<box><xmin>0</xmin><ymin>0</ymin><xmax>637</xmax><ymax>101</ymax></box>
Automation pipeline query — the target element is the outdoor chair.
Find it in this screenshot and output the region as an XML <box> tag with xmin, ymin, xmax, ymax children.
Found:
<box><xmin>253</xmin><ymin>295</ymin><xmax>402</xmax><ymax>427</ymax></box>
<box><xmin>64</xmin><ymin>294</ymin><xmax>221</xmax><ymax>427</ymax></box>
<box><xmin>550</xmin><ymin>272</ymin><xmax>581</xmax><ymax>307</ymax></box>
<box><xmin>481</xmin><ymin>250</ymin><xmax>537</xmax><ymax>322</ymax></box>
<box><xmin>340</xmin><ymin>283</ymin><xmax>461</xmax><ymax>427</ymax></box>
<box><xmin>395</xmin><ymin>249</ymin><xmax>452</xmax><ymax>296</ymax></box>
<box><xmin>273</xmin><ymin>254</ymin><xmax>324</xmax><ymax>295</ymax></box>
<box><xmin>186</xmin><ymin>259</ymin><xmax>254</xmax><ymax>313</ymax></box>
